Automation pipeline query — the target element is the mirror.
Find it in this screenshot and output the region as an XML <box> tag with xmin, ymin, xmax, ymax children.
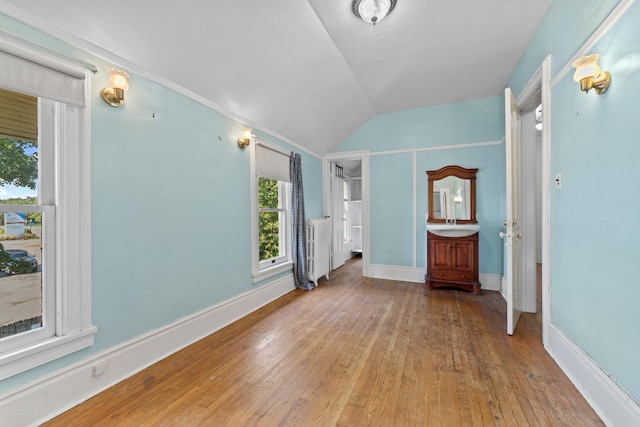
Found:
<box><xmin>426</xmin><ymin>165</ymin><xmax>478</xmax><ymax>223</ymax></box>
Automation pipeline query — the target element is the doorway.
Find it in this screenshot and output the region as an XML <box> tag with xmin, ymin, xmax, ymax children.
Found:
<box><xmin>330</xmin><ymin>159</ymin><xmax>362</xmax><ymax>270</ymax></box>
<box><xmin>323</xmin><ymin>151</ymin><xmax>369</xmax><ymax>278</ymax></box>
<box><xmin>508</xmin><ymin>56</ymin><xmax>551</xmax><ymax>341</ymax></box>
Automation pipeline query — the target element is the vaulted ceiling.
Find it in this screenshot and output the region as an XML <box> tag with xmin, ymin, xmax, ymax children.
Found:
<box><xmin>0</xmin><ymin>0</ymin><xmax>552</xmax><ymax>155</ymax></box>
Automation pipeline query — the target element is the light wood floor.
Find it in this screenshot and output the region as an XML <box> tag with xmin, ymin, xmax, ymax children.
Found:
<box><xmin>45</xmin><ymin>258</ymin><xmax>602</xmax><ymax>426</ymax></box>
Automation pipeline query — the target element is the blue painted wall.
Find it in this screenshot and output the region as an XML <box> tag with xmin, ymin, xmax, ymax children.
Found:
<box><xmin>0</xmin><ymin>14</ymin><xmax>322</xmax><ymax>393</ymax></box>
<box><xmin>333</xmin><ymin>97</ymin><xmax>505</xmax><ymax>275</ymax></box>
<box><xmin>508</xmin><ymin>0</ymin><xmax>639</xmax><ymax>401</ymax></box>
<box><xmin>369</xmin><ymin>153</ymin><xmax>414</xmax><ymax>266</ymax></box>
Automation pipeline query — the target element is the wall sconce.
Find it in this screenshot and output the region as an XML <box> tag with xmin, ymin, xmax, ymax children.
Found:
<box><xmin>102</xmin><ymin>68</ymin><xmax>129</xmax><ymax>107</ymax></box>
<box><xmin>237</xmin><ymin>127</ymin><xmax>253</xmax><ymax>149</ymax></box>
<box><xmin>571</xmin><ymin>54</ymin><xmax>611</xmax><ymax>95</ymax></box>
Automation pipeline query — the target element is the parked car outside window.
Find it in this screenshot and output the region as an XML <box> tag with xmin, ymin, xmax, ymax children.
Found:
<box><xmin>3</xmin><ymin>249</ymin><xmax>38</xmax><ymax>273</ymax></box>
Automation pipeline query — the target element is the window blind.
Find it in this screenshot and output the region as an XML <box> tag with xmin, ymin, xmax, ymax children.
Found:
<box><xmin>256</xmin><ymin>142</ymin><xmax>291</xmax><ymax>183</ymax></box>
<box><xmin>0</xmin><ymin>36</ymin><xmax>87</xmax><ymax>107</ymax></box>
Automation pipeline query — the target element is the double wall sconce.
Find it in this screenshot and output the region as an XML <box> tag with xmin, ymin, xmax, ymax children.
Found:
<box><xmin>102</xmin><ymin>68</ymin><xmax>130</xmax><ymax>107</ymax></box>
<box><xmin>237</xmin><ymin>127</ymin><xmax>253</xmax><ymax>149</ymax></box>
<box><xmin>572</xmin><ymin>54</ymin><xmax>611</xmax><ymax>95</ymax></box>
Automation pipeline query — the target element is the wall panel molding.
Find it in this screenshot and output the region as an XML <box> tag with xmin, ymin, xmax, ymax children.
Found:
<box><xmin>370</xmin><ymin>138</ymin><xmax>503</xmax><ymax>157</ymax></box>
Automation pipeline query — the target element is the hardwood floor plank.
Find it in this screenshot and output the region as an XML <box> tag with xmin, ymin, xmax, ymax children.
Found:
<box><xmin>43</xmin><ymin>258</ymin><xmax>603</xmax><ymax>426</ymax></box>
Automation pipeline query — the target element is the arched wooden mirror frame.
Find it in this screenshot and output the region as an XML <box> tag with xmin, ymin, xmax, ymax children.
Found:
<box><xmin>426</xmin><ymin>165</ymin><xmax>478</xmax><ymax>224</ymax></box>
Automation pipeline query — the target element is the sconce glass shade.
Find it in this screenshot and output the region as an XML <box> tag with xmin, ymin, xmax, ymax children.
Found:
<box><xmin>107</xmin><ymin>69</ymin><xmax>130</xmax><ymax>91</ymax></box>
<box><xmin>238</xmin><ymin>127</ymin><xmax>253</xmax><ymax>149</ymax></box>
<box><xmin>571</xmin><ymin>54</ymin><xmax>611</xmax><ymax>95</ymax></box>
<box><xmin>572</xmin><ymin>54</ymin><xmax>600</xmax><ymax>82</ymax></box>
<box><xmin>102</xmin><ymin>68</ymin><xmax>130</xmax><ymax>107</ymax></box>
<box><xmin>352</xmin><ymin>0</ymin><xmax>397</xmax><ymax>25</ymax></box>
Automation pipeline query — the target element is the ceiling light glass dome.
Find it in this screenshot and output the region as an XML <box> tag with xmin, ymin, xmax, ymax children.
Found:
<box><xmin>352</xmin><ymin>0</ymin><xmax>397</xmax><ymax>25</ymax></box>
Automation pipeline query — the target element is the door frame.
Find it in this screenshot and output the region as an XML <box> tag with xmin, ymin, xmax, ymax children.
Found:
<box><xmin>323</xmin><ymin>151</ymin><xmax>369</xmax><ymax>277</ymax></box>
<box><xmin>513</xmin><ymin>56</ymin><xmax>552</xmax><ymax>344</ymax></box>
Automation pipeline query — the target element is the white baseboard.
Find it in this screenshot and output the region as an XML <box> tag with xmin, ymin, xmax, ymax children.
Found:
<box><xmin>546</xmin><ymin>323</ymin><xmax>640</xmax><ymax>427</ymax></box>
<box><xmin>366</xmin><ymin>264</ymin><xmax>502</xmax><ymax>293</ymax></box>
<box><xmin>479</xmin><ymin>273</ymin><xmax>501</xmax><ymax>292</ymax></box>
<box><xmin>367</xmin><ymin>264</ymin><xmax>424</xmax><ymax>283</ymax></box>
<box><xmin>0</xmin><ymin>274</ymin><xmax>295</xmax><ymax>427</ymax></box>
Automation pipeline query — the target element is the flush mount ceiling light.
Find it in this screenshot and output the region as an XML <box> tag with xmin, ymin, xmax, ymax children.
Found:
<box><xmin>352</xmin><ymin>0</ymin><xmax>397</xmax><ymax>25</ymax></box>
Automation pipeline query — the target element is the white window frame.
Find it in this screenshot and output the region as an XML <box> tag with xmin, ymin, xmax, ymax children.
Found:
<box><xmin>250</xmin><ymin>139</ymin><xmax>293</xmax><ymax>283</ymax></box>
<box><xmin>0</xmin><ymin>39</ymin><xmax>95</xmax><ymax>380</ymax></box>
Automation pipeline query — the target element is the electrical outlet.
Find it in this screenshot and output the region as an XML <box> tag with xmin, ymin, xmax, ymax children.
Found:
<box><xmin>555</xmin><ymin>173</ymin><xmax>562</xmax><ymax>190</ymax></box>
<box><xmin>92</xmin><ymin>360</ymin><xmax>108</xmax><ymax>377</ymax></box>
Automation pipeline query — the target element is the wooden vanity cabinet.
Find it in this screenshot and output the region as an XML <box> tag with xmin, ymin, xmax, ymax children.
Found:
<box><xmin>426</xmin><ymin>231</ymin><xmax>481</xmax><ymax>294</ymax></box>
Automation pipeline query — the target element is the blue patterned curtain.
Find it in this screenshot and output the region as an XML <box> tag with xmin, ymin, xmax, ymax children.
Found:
<box><xmin>290</xmin><ymin>152</ymin><xmax>313</xmax><ymax>290</ymax></box>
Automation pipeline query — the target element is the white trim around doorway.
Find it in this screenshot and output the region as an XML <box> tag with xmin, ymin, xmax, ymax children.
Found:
<box><xmin>323</xmin><ymin>151</ymin><xmax>370</xmax><ymax>278</ymax></box>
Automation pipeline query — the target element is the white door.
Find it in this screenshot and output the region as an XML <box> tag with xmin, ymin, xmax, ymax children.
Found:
<box><xmin>504</xmin><ymin>88</ymin><xmax>523</xmax><ymax>335</ymax></box>
<box><xmin>331</xmin><ymin>164</ymin><xmax>346</xmax><ymax>270</ymax></box>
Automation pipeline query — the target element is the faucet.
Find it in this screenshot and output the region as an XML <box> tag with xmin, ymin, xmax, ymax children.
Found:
<box><xmin>442</xmin><ymin>192</ymin><xmax>448</xmax><ymax>223</ymax></box>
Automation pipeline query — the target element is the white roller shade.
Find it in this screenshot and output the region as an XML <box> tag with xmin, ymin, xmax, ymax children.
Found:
<box><xmin>0</xmin><ymin>36</ymin><xmax>87</xmax><ymax>107</ymax></box>
<box><xmin>256</xmin><ymin>143</ymin><xmax>291</xmax><ymax>183</ymax></box>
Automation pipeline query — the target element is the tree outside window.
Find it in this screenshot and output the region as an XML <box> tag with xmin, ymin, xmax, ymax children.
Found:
<box><xmin>258</xmin><ymin>177</ymin><xmax>283</xmax><ymax>262</ymax></box>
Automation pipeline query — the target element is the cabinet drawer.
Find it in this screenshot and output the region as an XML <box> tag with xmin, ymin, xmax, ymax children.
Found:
<box><xmin>430</xmin><ymin>269</ymin><xmax>473</xmax><ymax>282</ymax></box>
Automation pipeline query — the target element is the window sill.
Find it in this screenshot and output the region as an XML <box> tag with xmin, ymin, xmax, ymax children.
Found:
<box><xmin>0</xmin><ymin>326</ymin><xmax>97</xmax><ymax>381</ymax></box>
<box><xmin>252</xmin><ymin>261</ymin><xmax>293</xmax><ymax>284</ymax></box>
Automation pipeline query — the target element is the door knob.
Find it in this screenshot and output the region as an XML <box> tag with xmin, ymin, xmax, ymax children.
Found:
<box><xmin>499</xmin><ymin>232</ymin><xmax>508</xmax><ymax>239</ymax></box>
<box><xmin>516</xmin><ymin>233</ymin><xmax>522</xmax><ymax>239</ymax></box>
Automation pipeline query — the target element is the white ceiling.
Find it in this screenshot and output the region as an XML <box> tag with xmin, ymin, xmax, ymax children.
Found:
<box><xmin>0</xmin><ymin>0</ymin><xmax>552</xmax><ymax>155</ymax></box>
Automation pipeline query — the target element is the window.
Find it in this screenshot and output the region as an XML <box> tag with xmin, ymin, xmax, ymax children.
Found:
<box><xmin>0</xmin><ymin>36</ymin><xmax>94</xmax><ymax>380</ymax></box>
<box><xmin>0</xmin><ymin>90</ymin><xmax>50</xmax><ymax>348</ymax></box>
<box><xmin>251</xmin><ymin>140</ymin><xmax>292</xmax><ymax>282</ymax></box>
<box><xmin>258</xmin><ymin>177</ymin><xmax>290</xmax><ymax>269</ymax></box>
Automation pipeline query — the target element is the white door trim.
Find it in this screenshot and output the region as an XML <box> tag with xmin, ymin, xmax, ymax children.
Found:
<box><xmin>540</xmin><ymin>56</ymin><xmax>552</xmax><ymax>347</ymax></box>
<box><xmin>513</xmin><ymin>56</ymin><xmax>552</xmax><ymax>344</ymax></box>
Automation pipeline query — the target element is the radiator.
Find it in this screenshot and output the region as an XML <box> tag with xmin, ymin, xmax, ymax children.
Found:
<box><xmin>307</xmin><ymin>218</ymin><xmax>330</xmax><ymax>287</ymax></box>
